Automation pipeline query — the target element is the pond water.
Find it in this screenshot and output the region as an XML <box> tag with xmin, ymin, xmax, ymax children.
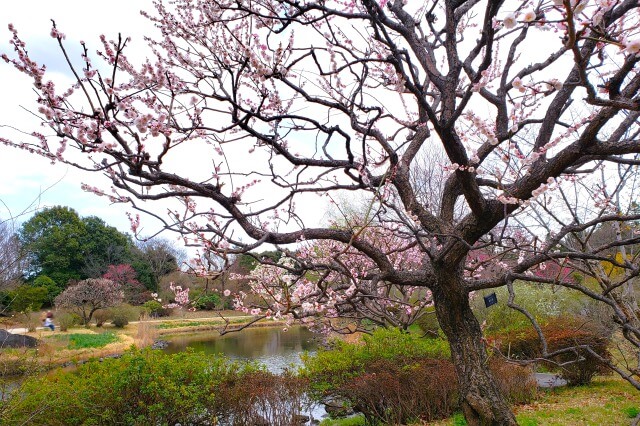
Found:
<box><xmin>163</xmin><ymin>326</ymin><xmax>329</xmax><ymax>422</ymax></box>
<box><xmin>162</xmin><ymin>326</ymin><xmax>320</xmax><ymax>373</ymax></box>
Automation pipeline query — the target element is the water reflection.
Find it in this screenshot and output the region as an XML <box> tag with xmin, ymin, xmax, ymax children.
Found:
<box><xmin>163</xmin><ymin>326</ymin><xmax>319</xmax><ymax>373</ymax></box>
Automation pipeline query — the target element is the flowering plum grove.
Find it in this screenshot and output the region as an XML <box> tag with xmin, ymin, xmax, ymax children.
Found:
<box><xmin>2</xmin><ymin>0</ymin><xmax>640</xmax><ymax>424</ymax></box>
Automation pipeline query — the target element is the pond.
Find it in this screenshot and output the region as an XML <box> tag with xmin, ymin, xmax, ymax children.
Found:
<box><xmin>162</xmin><ymin>326</ymin><xmax>320</xmax><ymax>373</ymax></box>
<box><xmin>163</xmin><ymin>326</ymin><xmax>329</xmax><ymax>422</ymax></box>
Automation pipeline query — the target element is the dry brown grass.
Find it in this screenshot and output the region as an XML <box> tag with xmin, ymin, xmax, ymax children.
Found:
<box><xmin>134</xmin><ymin>315</ymin><xmax>158</xmax><ymax>348</ymax></box>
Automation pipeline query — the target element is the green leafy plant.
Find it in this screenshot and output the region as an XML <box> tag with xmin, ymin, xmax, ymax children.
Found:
<box><xmin>319</xmin><ymin>415</ymin><xmax>366</xmax><ymax>426</ymax></box>
<box><xmin>9</xmin><ymin>286</ymin><xmax>48</xmax><ymax>313</ymax></box>
<box><xmin>108</xmin><ymin>304</ymin><xmax>142</xmax><ymax>328</ymax></box>
<box><xmin>142</xmin><ymin>300</ymin><xmax>165</xmax><ymax>317</ymax></box>
<box><xmin>57</xmin><ymin>312</ymin><xmax>80</xmax><ymax>332</ymax></box>
<box><xmin>3</xmin><ymin>349</ymin><xmax>267</xmax><ymax>425</ymax></box>
<box><xmin>623</xmin><ymin>406</ymin><xmax>639</xmax><ymax>419</ymax></box>
<box><xmin>192</xmin><ymin>293</ymin><xmax>221</xmax><ymax>310</ymax></box>
<box><xmin>111</xmin><ymin>314</ymin><xmax>129</xmax><ymax>328</ymax></box>
<box><xmin>301</xmin><ymin>328</ymin><xmax>450</xmax><ymax>394</ymax></box>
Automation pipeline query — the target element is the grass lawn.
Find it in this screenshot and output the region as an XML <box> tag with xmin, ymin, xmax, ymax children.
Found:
<box><xmin>431</xmin><ymin>376</ymin><xmax>639</xmax><ymax>426</ymax></box>
<box><xmin>49</xmin><ymin>332</ymin><xmax>119</xmax><ymax>349</ymax></box>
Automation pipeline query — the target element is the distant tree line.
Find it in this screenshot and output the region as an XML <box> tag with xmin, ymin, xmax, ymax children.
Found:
<box><xmin>1</xmin><ymin>206</ymin><xmax>182</xmax><ymax>312</ymax></box>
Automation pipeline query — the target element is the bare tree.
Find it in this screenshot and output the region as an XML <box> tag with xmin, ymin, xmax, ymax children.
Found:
<box><xmin>136</xmin><ymin>238</ymin><xmax>184</xmax><ymax>286</ymax></box>
<box><xmin>3</xmin><ymin>1</ymin><xmax>640</xmax><ymax>424</ymax></box>
<box><xmin>0</xmin><ymin>220</ymin><xmax>26</xmax><ymax>291</ymax></box>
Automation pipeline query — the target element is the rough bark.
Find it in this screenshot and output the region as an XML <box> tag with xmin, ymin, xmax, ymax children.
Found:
<box><xmin>433</xmin><ymin>269</ymin><xmax>517</xmax><ymax>426</ymax></box>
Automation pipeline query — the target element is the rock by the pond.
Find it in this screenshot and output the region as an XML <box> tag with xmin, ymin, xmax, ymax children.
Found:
<box><xmin>151</xmin><ymin>340</ymin><xmax>169</xmax><ymax>350</ymax></box>
<box><xmin>322</xmin><ymin>396</ymin><xmax>354</xmax><ymax>418</ymax></box>
<box><xmin>293</xmin><ymin>414</ymin><xmax>310</xmax><ymax>425</ymax></box>
<box><xmin>0</xmin><ymin>329</ymin><xmax>38</xmax><ymax>348</ymax></box>
<box><xmin>535</xmin><ymin>372</ymin><xmax>568</xmax><ymax>388</ymax></box>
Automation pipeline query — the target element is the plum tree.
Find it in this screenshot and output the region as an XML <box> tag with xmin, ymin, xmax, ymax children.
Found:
<box><xmin>3</xmin><ymin>1</ymin><xmax>640</xmax><ymax>423</ymax></box>
<box><xmin>54</xmin><ymin>278</ymin><xmax>123</xmax><ymax>325</ymax></box>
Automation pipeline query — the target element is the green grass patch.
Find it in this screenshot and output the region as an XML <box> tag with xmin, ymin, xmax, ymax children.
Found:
<box><xmin>451</xmin><ymin>413</ymin><xmax>467</xmax><ymax>426</ymax></box>
<box><xmin>319</xmin><ymin>415</ymin><xmax>366</xmax><ymax>426</ymax></box>
<box><xmin>623</xmin><ymin>406</ymin><xmax>640</xmax><ymax>418</ymax></box>
<box><xmin>51</xmin><ymin>332</ymin><xmax>118</xmax><ymax>349</ymax></box>
<box><xmin>432</xmin><ymin>377</ymin><xmax>640</xmax><ymax>426</ymax></box>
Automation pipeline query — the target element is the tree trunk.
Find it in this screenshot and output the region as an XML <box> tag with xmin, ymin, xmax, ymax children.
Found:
<box><xmin>432</xmin><ymin>271</ymin><xmax>517</xmax><ymax>426</ymax></box>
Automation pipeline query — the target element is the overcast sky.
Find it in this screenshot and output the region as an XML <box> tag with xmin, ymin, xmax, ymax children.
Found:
<box><xmin>0</xmin><ymin>1</ymin><xmax>166</xmax><ymax>235</ymax></box>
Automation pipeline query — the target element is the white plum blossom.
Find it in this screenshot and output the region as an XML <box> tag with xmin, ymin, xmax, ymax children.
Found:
<box><xmin>549</xmin><ymin>79</ymin><xmax>563</xmax><ymax>90</ymax></box>
<box><xmin>512</xmin><ymin>77</ymin><xmax>526</xmax><ymax>93</ymax></box>
<box><xmin>624</xmin><ymin>39</ymin><xmax>640</xmax><ymax>55</ymax></box>
<box><xmin>522</xmin><ymin>9</ymin><xmax>536</xmax><ymax>22</ymax></box>
<box><xmin>503</xmin><ymin>13</ymin><xmax>517</xmax><ymax>29</ymax></box>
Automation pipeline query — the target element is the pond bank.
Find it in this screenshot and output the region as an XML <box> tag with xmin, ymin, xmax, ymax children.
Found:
<box><xmin>0</xmin><ymin>314</ymin><xmax>291</xmax><ymax>376</ymax></box>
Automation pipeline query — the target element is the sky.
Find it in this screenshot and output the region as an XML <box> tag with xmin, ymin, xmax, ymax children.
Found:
<box><xmin>0</xmin><ymin>1</ymin><xmax>174</xmax><ymax>236</ymax></box>
<box><xmin>0</xmin><ymin>0</ymin><xmax>335</xmax><ymax>250</ymax></box>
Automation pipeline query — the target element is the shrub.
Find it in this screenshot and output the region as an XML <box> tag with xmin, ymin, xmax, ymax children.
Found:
<box><xmin>313</xmin><ymin>355</ymin><xmax>534</xmax><ymax>424</ymax></box>
<box><xmin>414</xmin><ymin>309</ymin><xmax>442</xmax><ymax>337</ymax></box>
<box><xmin>3</xmin><ymin>349</ymin><xmax>261</xmax><ymax>425</ymax></box>
<box><xmin>472</xmin><ymin>284</ymin><xmax>587</xmax><ymax>335</ymax></box>
<box><xmin>192</xmin><ymin>293</ymin><xmax>222</xmax><ymax>310</ymax></box>
<box><xmin>57</xmin><ymin>312</ymin><xmax>80</xmax><ymax>332</ymax></box>
<box><xmin>338</xmin><ymin>357</ymin><xmax>459</xmax><ymax>424</ymax></box>
<box><xmin>301</xmin><ymin>328</ymin><xmax>450</xmax><ymax>395</ymax></box>
<box><xmin>111</xmin><ymin>314</ymin><xmax>129</xmax><ymax>328</ymax></box>
<box><xmin>92</xmin><ymin>309</ymin><xmax>112</xmax><ymax>327</ymax></box>
<box><xmin>488</xmin><ymin>358</ymin><xmax>537</xmax><ymax>405</ymax></box>
<box><xmin>108</xmin><ymin>303</ymin><xmax>143</xmax><ymax>326</ymax></box>
<box><xmin>216</xmin><ymin>370</ymin><xmax>310</xmax><ymax>425</ymax></box>
<box><xmin>21</xmin><ymin>312</ymin><xmax>41</xmax><ymax>332</ymax></box>
<box><xmin>107</xmin><ymin>303</ymin><xmax>141</xmax><ymax>328</ymax></box>
<box><xmin>142</xmin><ymin>300</ymin><xmax>167</xmax><ymax>317</ymax></box>
<box><xmin>9</xmin><ymin>286</ymin><xmax>48</xmax><ymax>314</ymax></box>
<box><xmin>490</xmin><ymin>316</ymin><xmax>612</xmax><ymax>385</ymax></box>
<box><xmin>302</xmin><ymin>328</ymin><xmax>536</xmax><ymax>423</ymax></box>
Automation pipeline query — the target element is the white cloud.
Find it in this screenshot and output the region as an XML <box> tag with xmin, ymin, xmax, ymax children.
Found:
<box><xmin>0</xmin><ymin>1</ymin><xmax>154</xmax><ymax>233</ymax></box>
<box><xmin>0</xmin><ymin>0</ymin><xmax>329</xmax><ymax>251</ymax></box>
